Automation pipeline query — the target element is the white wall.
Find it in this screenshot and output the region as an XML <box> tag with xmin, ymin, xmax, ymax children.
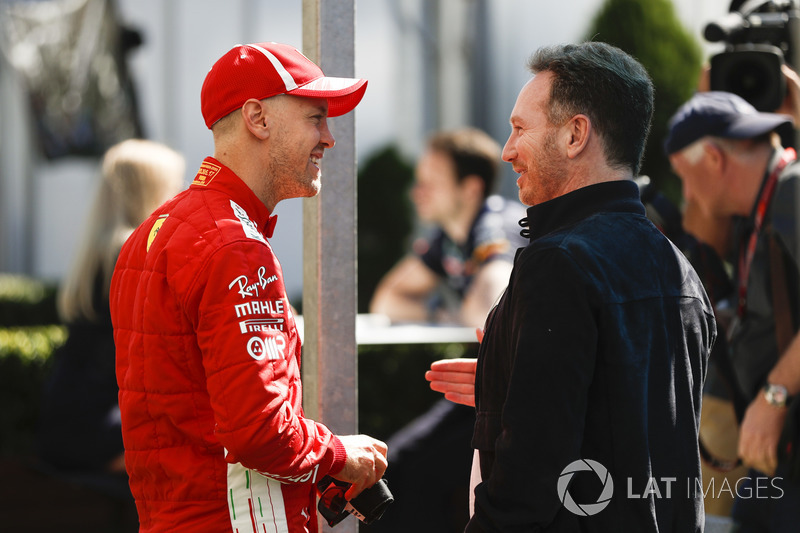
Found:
<box><xmin>19</xmin><ymin>0</ymin><xmax>731</xmax><ymax>301</ymax></box>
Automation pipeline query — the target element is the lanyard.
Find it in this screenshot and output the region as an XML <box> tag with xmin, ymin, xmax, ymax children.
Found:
<box><xmin>737</xmin><ymin>148</ymin><xmax>796</xmax><ymax>318</ymax></box>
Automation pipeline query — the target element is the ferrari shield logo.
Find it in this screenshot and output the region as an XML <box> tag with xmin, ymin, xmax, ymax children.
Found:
<box><xmin>147</xmin><ymin>214</ymin><xmax>169</xmax><ymax>252</ymax></box>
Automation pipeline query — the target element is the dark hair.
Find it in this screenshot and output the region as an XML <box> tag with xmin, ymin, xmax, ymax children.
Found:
<box><xmin>427</xmin><ymin>128</ymin><xmax>501</xmax><ymax>199</ymax></box>
<box><xmin>528</xmin><ymin>42</ymin><xmax>654</xmax><ymax>175</ymax></box>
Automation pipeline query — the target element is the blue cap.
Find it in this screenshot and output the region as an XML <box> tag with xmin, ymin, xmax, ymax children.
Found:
<box><xmin>664</xmin><ymin>91</ymin><xmax>793</xmax><ymax>155</ymax></box>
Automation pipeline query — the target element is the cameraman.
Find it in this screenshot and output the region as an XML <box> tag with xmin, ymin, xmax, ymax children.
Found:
<box><xmin>666</xmin><ymin>90</ymin><xmax>800</xmax><ymax>533</ymax></box>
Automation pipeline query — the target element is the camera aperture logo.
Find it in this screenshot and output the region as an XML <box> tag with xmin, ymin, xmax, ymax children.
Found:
<box><xmin>557</xmin><ymin>459</ymin><xmax>614</xmax><ymax>516</ymax></box>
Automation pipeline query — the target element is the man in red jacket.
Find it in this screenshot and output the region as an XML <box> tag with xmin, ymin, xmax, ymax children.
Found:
<box><xmin>110</xmin><ymin>42</ymin><xmax>387</xmax><ymax>533</ymax></box>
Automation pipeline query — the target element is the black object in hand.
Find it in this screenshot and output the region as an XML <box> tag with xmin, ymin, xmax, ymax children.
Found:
<box><xmin>317</xmin><ymin>475</ymin><xmax>394</xmax><ymax>527</ymax></box>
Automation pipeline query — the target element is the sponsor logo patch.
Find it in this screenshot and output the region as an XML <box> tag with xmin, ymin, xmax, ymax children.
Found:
<box><xmin>239</xmin><ymin>318</ymin><xmax>285</xmax><ymax>333</ymax></box>
<box><xmin>259</xmin><ymin>464</ymin><xmax>319</xmax><ymax>485</ymax></box>
<box><xmin>228</xmin><ymin>266</ymin><xmax>279</xmax><ymax>299</ymax></box>
<box><xmin>234</xmin><ymin>299</ymin><xmax>285</xmax><ymax>317</ymax></box>
<box><xmin>247</xmin><ymin>335</ymin><xmax>286</xmax><ymax>361</ymax></box>
<box><xmin>192</xmin><ymin>160</ymin><xmax>221</xmax><ymax>186</ymax></box>
<box><xmin>230</xmin><ymin>200</ymin><xmax>266</xmax><ymax>243</ymax></box>
<box><xmin>147</xmin><ymin>214</ymin><xmax>169</xmax><ymax>252</ymax></box>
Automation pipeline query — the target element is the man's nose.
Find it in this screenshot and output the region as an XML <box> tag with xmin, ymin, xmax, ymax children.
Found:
<box><xmin>320</xmin><ymin>119</ymin><xmax>335</xmax><ymax>148</ymax></box>
<box><xmin>501</xmin><ymin>135</ymin><xmax>516</xmax><ymax>162</ymax></box>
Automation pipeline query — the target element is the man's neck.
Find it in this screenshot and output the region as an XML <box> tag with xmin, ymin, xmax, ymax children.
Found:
<box><xmin>441</xmin><ymin>198</ymin><xmax>484</xmax><ymax>245</ymax></box>
<box><xmin>735</xmin><ymin>145</ymin><xmax>777</xmax><ymax>218</ymax></box>
<box><xmin>214</xmin><ymin>143</ymin><xmax>278</xmax><ymax>212</ymax></box>
<box><xmin>560</xmin><ymin>162</ymin><xmax>633</xmax><ymax>199</ymax></box>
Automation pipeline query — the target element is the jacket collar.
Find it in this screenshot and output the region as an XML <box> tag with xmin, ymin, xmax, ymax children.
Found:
<box><xmin>189</xmin><ymin>157</ymin><xmax>278</xmax><ymax>238</ymax></box>
<box><xmin>522</xmin><ymin>180</ymin><xmax>644</xmax><ymax>242</ymax></box>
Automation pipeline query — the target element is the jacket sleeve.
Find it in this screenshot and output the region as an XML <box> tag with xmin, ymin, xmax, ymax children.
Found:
<box><xmin>189</xmin><ymin>239</ymin><xmax>346</xmax><ymax>483</ymax></box>
<box><xmin>467</xmin><ymin>247</ymin><xmax>597</xmax><ymax>531</ymax></box>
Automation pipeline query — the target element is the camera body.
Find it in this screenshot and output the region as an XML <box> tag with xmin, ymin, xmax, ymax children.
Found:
<box><xmin>705</xmin><ymin>0</ymin><xmax>800</xmax><ymax>111</ymax></box>
<box><xmin>317</xmin><ymin>476</ymin><xmax>393</xmax><ymax>527</ymax></box>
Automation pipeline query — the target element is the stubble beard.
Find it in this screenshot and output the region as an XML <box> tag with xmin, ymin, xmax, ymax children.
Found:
<box><xmin>267</xmin><ymin>147</ymin><xmax>321</xmax><ymax>201</ymax></box>
<box><xmin>520</xmin><ymin>130</ymin><xmax>565</xmax><ymax>206</ymax></box>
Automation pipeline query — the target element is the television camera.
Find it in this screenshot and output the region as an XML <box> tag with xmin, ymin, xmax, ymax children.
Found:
<box><xmin>705</xmin><ymin>0</ymin><xmax>800</xmax><ymax>111</ymax></box>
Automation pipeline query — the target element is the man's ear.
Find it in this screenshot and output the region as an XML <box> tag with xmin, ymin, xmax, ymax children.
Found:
<box><xmin>703</xmin><ymin>141</ymin><xmax>727</xmax><ymax>176</ymax></box>
<box><xmin>241</xmin><ymin>99</ymin><xmax>270</xmax><ymax>140</ymax></box>
<box><xmin>564</xmin><ymin>114</ymin><xmax>591</xmax><ymax>159</ymax></box>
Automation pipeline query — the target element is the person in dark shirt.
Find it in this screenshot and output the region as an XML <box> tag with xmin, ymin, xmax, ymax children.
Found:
<box><xmin>368</xmin><ymin>128</ymin><xmax>525</xmax><ymax>533</ymax></box>
<box><xmin>371</xmin><ymin>127</ymin><xmax>526</xmax><ymax>328</ymax></box>
<box><xmin>428</xmin><ymin>42</ymin><xmax>716</xmax><ymax>532</ymax></box>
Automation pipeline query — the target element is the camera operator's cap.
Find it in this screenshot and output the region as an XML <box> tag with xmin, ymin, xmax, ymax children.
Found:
<box><xmin>664</xmin><ymin>91</ymin><xmax>792</xmax><ymax>155</ymax></box>
<box><xmin>201</xmin><ymin>42</ymin><xmax>368</xmax><ymax>128</ymax></box>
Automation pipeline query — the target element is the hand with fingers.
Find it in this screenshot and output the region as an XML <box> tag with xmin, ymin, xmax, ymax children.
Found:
<box><xmin>425</xmin><ymin>358</ymin><xmax>477</xmax><ymax>407</ymax></box>
<box><xmin>776</xmin><ymin>64</ymin><xmax>800</xmax><ymax>126</ymax></box>
<box><xmin>332</xmin><ymin>435</ymin><xmax>388</xmax><ymax>500</ymax></box>
<box><xmin>425</xmin><ymin>328</ymin><xmax>481</xmax><ymax>407</ymax></box>
<box><xmin>738</xmin><ymin>394</ymin><xmax>787</xmax><ymax>477</ymax></box>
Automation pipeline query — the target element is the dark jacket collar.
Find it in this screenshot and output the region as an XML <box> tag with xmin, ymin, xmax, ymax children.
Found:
<box><xmin>523</xmin><ymin>180</ymin><xmax>644</xmax><ymax>242</ymax></box>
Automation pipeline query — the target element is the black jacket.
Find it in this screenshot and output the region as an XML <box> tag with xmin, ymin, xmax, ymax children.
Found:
<box><xmin>467</xmin><ymin>180</ymin><xmax>716</xmax><ymax>532</ymax></box>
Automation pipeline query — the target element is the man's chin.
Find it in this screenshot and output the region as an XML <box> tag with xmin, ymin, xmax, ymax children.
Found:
<box><xmin>304</xmin><ymin>181</ymin><xmax>322</xmax><ymax>198</ymax></box>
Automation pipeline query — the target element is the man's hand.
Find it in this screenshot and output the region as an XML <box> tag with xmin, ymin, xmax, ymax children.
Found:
<box><xmin>697</xmin><ymin>63</ymin><xmax>711</xmax><ymax>92</ymax></box>
<box><xmin>777</xmin><ymin>64</ymin><xmax>800</xmax><ymax>126</ymax></box>
<box><xmin>333</xmin><ymin>435</ymin><xmax>388</xmax><ymax>500</ymax></box>
<box><xmin>738</xmin><ymin>393</ymin><xmax>787</xmax><ymax>477</ymax></box>
<box><xmin>425</xmin><ymin>358</ymin><xmax>477</xmax><ymax>407</ymax></box>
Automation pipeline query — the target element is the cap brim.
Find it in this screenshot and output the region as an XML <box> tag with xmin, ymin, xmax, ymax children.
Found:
<box><xmin>290</xmin><ymin>77</ymin><xmax>368</xmax><ymax>117</ymax></box>
<box><xmin>723</xmin><ymin>113</ymin><xmax>793</xmax><ymax>139</ymax></box>
<box><xmin>665</xmin><ymin>111</ymin><xmax>793</xmax><ymax>155</ymax></box>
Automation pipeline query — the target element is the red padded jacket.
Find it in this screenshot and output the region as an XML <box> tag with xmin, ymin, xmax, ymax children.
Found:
<box><xmin>110</xmin><ymin>158</ymin><xmax>346</xmax><ymax>533</ymax></box>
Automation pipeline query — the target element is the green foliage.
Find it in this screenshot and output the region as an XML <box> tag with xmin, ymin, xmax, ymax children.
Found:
<box><xmin>0</xmin><ymin>325</ymin><xmax>67</xmax><ymax>455</ymax></box>
<box><xmin>358</xmin><ymin>342</ymin><xmax>478</xmax><ymax>441</ymax></box>
<box><xmin>585</xmin><ymin>0</ymin><xmax>703</xmax><ymax>203</ymax></box>
<box><xmin>0</xmin><ymin>274</ymin><xmax>65</xmax><ymax>454</ymax></box>
<box><xmin>0</xmin><ymin>273</ymin><xmax>59</xmax><ymax>327</ymax></box>
<box><xmin>357</xmin><ymin>145</ymin><xmax>415</xmax><ymax>312</ymax></box>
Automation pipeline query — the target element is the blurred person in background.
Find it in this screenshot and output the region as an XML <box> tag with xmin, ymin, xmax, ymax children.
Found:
<box><xmin>666</xmin><ymin>90</ymin><xmax>800</xmax><ymax>533</ymax></box>
<box><xmin>370</xmin><ymin>127</ymin><xmax>525</xmax><ymax>328</ymax></box>
<box><xmin>36</xmin><ymin>139</ymin><xmax>185</xmax><ymax>497</ymax></box>
<box><xmin>367</xmin><ymin>128</ymin><xmax>526</xmax><ymax>533</ymax></box>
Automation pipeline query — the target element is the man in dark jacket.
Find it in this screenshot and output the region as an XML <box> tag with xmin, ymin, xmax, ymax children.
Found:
<box><xmin>428</xmin><ymin>42</ymin><xmax>716</xmax><ymax>532</ymax></box>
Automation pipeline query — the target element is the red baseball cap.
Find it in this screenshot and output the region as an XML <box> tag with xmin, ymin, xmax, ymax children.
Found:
<box><xmin>201</xmin><ymin>42</ymin><xmax>368</xmax><ymax>128</ymax></box>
